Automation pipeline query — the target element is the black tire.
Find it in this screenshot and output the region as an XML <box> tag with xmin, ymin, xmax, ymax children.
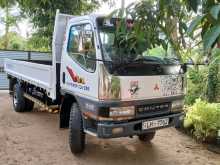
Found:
<box><xmin>138</xmin><ymin>131</ymin><xmax>156</xmax><ymax>142</ymax></box>
<box><xmin>69</xmin><ymin>102</ymin><xmax>85</xmax><ymax>154</ymax></box>
<box><xmin>13</xmin><ymin>83</ymin><xmax>34</xmax><ymax>112</ymax></box>
<box><xmin>25</xmin><ymin>99</ymin><xmax>34</xmax><ymax>111</ymax></box>
<box><xmin>175</xmin><ymin>116</ymin><xmax>184</xmax><ymax>129</ymax></box>
<box><xmin>9</xmin><ymin>78</ymin><xmax>16</xmax><ymax>96</ymax></box>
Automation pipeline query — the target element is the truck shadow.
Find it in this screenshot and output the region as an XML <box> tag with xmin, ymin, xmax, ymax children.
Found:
<box><xmin>27</xmin><ymin>110</ymin><xmax>166</xmax><ymax>165</ymax></box>
<box><xmin>26</xmin><ymin>111</ymin><xmax>163</xmax><ymax>165</ymax></box>
<box><xmin>75</xmin><ymin>136</ymin><xmax>163</xmax><ymax>165</ymax></box>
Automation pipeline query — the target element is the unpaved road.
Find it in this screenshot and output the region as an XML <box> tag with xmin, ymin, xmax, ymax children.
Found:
<box><xmin>0</xmin><ymin>92</ymin><xmax>219</xmax><ymax>165</ymax></box>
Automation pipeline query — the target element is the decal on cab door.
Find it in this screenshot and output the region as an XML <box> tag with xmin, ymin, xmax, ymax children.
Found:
<box><xmin>66</xmin><ymin>66</ymin><xmax>90</xmax><ymax>91</ymax></box>
<box><xmin>66</xmin><ymin>66</ymin><xmax>85</xmax><ymax>84</ymax></box>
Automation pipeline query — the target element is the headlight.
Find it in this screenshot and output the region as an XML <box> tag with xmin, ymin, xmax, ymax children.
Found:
<box><xmin>109</xmin><ymin>106</ymin><xmax>135</xmax><ymax>117</ymax></box>
<box><xmin>171</xmin><ymin>100</ymin><xmax>184</xmax><ymax>111</ymax></box>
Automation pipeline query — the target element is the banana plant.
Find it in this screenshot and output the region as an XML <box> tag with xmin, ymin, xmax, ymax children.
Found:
<box><xmin>187</xmin><ymin>0</ymin><xmax>220</xmax><ymax>51</ymax></box>
<box><xmin>186</xmin><ymin>0</ymin><xmax>220</xmax><ymax>102</ymax></box>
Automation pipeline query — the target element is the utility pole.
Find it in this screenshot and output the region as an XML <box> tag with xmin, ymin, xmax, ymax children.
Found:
<box><xmin>121</xmin><ymin>0</ymin><xmax>125</xmax><ymax>10</ymax></box>
<box><xmin>120</xmin><ymin>0</ymin><xmax>125</xmax><ymax>17</ymax></box>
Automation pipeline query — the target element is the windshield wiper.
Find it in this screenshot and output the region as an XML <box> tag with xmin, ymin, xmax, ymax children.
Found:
<box><xmin>163</xmin><ymin>57</ymin><xmax>180</xmax><ymax>64</ymax></box>
<box><xmin>132</xmin><ymin>56</ymin><xmax>165</xmax><ymax>64</ymax></box>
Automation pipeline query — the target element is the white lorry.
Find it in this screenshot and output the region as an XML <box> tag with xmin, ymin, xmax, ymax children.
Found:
<box><xmin>4</xmin><ymin>11</ymin><xmax>185</xmax><ymax>154</ymax></box>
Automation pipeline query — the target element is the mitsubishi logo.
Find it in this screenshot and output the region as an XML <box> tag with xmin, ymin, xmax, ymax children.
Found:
<box><xmin>154</xmin><ymin>84</ymin><xmax>160</xmax><ymax>91</ymax></box>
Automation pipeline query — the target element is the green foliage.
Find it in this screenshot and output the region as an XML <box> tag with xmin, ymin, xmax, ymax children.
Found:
<box><xmin>110</xmin><ymin>0</ymin><xmax>191</xmax><ymax>61</ymax></box>
<box><xmin>185</xmin><ymin>0</ymin><xmax>201</xmax><ymax>12</ymax></box>
<box><xmin>26</xmin><ymin>33</ymin><xmax>50</xmax><ymax>52</ymax></box>
<box><xmin>203</xmin><ymin>25</ymin><xmax>220</xmax><ymax>50</ymax></box>
<box><xmin>186</xmin><ymin>0</ymin><xmax>220</xmax><ymax>103</ymax></box>
<box><xmin>185</xmin><ymin>67</ymin><xmax>208</xmax><ymax>105</ymax></box>
<box><xmin>210</xmin><ymin>4</ymin><xmax>220</xmax><ymax>20</ymax></box>
<box><xmin>17</xmin><ymin>0</ymin><xmax>101</xmax><ymax>48</ymax></box>
<box><xmin>187</xmin><ymin>15</ymin><xmax>204</xmax><ymax>37</ymax></box>
<box><xmin>210</xmin><ymin>47</ymin><xmax>220</xmax><ymax>64</ymax></box>
<box><xmin>0</xmin><ymin>31</ymin><xmax>51</xmax><ymax>51</ymax></box>
<box><xmin>0</xmin><ymin>0</ymin><xmax>16</xmax><ymax>7</ymax></box>
<box><xmin>206</xmin><ymin>48</ymin><xmax>220</xmax><ymax>102</ymax></box>
<box><xmin>184</xmin><ymin>48</ymin><xmax>220</xmax><ymax>104</ymax></box>
<box><xmin>0</xmin><ymin>32</ymin><xmax>26</xmax><ymax>50</ymax></box>
<box><xmin>0</xmin><ymin>0</ymin><xmax>22</xmax><ymax>49</ymax></box>
<box><xmin>207</xmin><ymin>63</ymin><xmax>219</xmax><ymax>102</ymax></box>
<box><xmin>146</xmin><ymin>46</ymin><xmax>167</xmax><ymax>58</ymax></box>
<box><xmin>184</xmin><ymin>99</ymin><xmax>220</xmax><ymax>141</ymax></box>
<box><xmin>112</xmin><ymin>1</ymin><xmax>162</xmax><ymax>57</ymax></box>
<box><xmin>186</xmin><ymin>0</ymin><xmax>220</xmax><ymax>51</ymax></box>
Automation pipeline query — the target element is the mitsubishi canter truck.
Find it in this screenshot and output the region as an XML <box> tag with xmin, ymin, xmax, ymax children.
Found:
<box><xmin>4</xmin><ymin>11</ymin><xmax>185</xmax><ymax>154</ymax></box>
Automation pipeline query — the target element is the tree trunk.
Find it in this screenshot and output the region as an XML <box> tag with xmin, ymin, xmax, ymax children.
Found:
<box><xmin>217</xmin><ymin>42</ymin><xmax>220</xmax><ymax>48</ymax></box>
<box><xmin>165</xmin><ymin>16</ymin><xmax>183</xmax><ymax>62</ymax></box>
<box><xmin>4</xmin><ymin>3</ymin><xmax>9</xmax><ymax>49</ymax></box>
<box><xmin>170</xmin><ymin>17</ymin><xmax>178</xmax><ymax>43</ymax></box>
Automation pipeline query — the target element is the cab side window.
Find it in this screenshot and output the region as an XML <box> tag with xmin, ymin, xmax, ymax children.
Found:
<box><xmin>67</xmin><ymin>24</ymin><xmax>96</xmax><ymax>72</ymax></box>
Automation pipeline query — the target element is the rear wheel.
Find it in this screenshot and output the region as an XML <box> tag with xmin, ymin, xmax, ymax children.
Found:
<box><xmin>9</xmin><ymin>78</ymin><xmax>16</xmax><ymax>96</ymax></box>
<box><xmin>138</xmin><ymin>131</ymin><xmax>156</xmax><ymax>142</ymax></box>
<box><xmin>69</xmin><ymin>102</ymin><xmax>85</xmax><ymax>154</ymax></box>
<box><xmin>13</xmin><ymin>83</ymin><xmax>34</xmax><ymax>112</ymax></box>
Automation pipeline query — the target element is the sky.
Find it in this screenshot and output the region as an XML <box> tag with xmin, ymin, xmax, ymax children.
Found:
<box><xmin>0</xmin><ymin>0</ymin><xmax>137</xmax><ymax>38</ymax></box>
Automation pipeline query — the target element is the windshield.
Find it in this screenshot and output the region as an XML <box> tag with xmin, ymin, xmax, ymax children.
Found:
<box><xmin>97</xmin><ymin>17</ymin><xmax>179</xmax><ymax>64</ymax></box>
<box><xmin>99</xmin><ymin>28</ymin><xmax>118</xmax><ymax>62</ymax></box>
<box><xmin>97</xmin><ymin>17</ymin><xmax>182</xmax><ymax>76</ymax></box>
<box><xmin>99</xmin><ymin>27</ymin><xmax>179</xmax><ymax>64</ymax></box>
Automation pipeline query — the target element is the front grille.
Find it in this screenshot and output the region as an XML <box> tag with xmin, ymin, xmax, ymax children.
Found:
<box><xmin>136</xmin><ymin>102</ymin><xmax>171</xmax><ymax>116</ymax></box>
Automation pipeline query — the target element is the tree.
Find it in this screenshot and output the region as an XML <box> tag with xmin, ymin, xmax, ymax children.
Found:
<box><xmin>0</xmin><ymin>32</ymin><xmax>26</xmax><ymax>50</ymax></box>
<box><xmin>17</xmin><ymin>0</ymin><xmax>102</xmax><ymax>49</ymax></box>
<box><xmin>187</xmin><ymin>0</ymin><xmax>220</xmax><ymax>51</ymax></box>
<box><xmin>186</xmin><ymin>0</ymin><xmax>220</xmax><ymax>102</ymax></box>
<box><xmin>26</xmin><ymin>33</ymin><xmax>50</xmax><ymax>52</ymax></box>
<box><xmin>0</xmin><ymin>0</ymin><xmax>21</xmax><ymax>49</ymax></box>
<box><xmin>110</xmin><ymin>0</ymin><xmax>191</xmax><ymax>62</ymax></box>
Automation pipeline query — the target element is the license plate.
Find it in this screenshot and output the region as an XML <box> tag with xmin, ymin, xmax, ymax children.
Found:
<box><xmin>142</xmin><ymin>118</ymin><xmax>169</xmax><ymax>130</ymax></box>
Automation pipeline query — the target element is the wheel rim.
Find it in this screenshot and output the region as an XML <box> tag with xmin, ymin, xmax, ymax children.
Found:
<box><xmin>13</xmin><ymin>92</ymin><xmax>18</xmax><ymax>107</ymax></box>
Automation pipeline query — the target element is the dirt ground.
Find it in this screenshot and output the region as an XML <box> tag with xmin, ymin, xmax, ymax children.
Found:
<box><xmin>0</xmin><ymin>91</ymin><xmax>219</xmax><ymax>165</ymax></box>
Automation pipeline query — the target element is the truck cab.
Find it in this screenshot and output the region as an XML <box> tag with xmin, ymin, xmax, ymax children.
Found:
<box><xmin>59</xmin><ymin>12</ymin><xmax>185</xmax><ymax>150</ymax></box>
<box><xmin>5</xmin><ymin>11</ymin><xmax>185</xmax><ymax>154</ymax></box>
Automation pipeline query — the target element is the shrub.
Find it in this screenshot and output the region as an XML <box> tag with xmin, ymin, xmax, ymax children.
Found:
<box><xmin>185</xmin><ymin>67</ymin><xmax>208</xmax><ymax>105</ymax></box>
<box><xmin>184</xmin><ymin>99</ymin><xmax>220</xmax><ymax>142</ymax></box>
<box><xmin>184</xmin><ymin>48</ymin><xmax>220</xmax><ymax>105</ymax></box>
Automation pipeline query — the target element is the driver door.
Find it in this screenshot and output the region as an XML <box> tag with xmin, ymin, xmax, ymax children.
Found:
<box><xmin>61</xmin><ymin>21</ymin><xmax>99</xmax><ymax>99</ymax></box>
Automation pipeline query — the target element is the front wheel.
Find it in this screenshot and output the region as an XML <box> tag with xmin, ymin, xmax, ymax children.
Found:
<box><xmin>138</xmin><ymin>131</ymin><xmax>156</xmax><ymax>142</ymax></box>
<box><xmin>69</xmin><ymin>102</ymin><xmax>85</xmax><ymax>154</ymax></box>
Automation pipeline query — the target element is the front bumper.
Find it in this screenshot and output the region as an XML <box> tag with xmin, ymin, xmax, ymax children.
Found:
<box><xmin>96</xmin><ymin>112</ymin><xmax>184</xmax><ymax>138</ymax></box>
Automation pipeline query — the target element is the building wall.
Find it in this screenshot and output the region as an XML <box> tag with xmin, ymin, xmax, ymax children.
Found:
<box><xmin>0</xmin><ymin>50</ymin><xmax>51</xmax><ymax>89</ymax></box>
